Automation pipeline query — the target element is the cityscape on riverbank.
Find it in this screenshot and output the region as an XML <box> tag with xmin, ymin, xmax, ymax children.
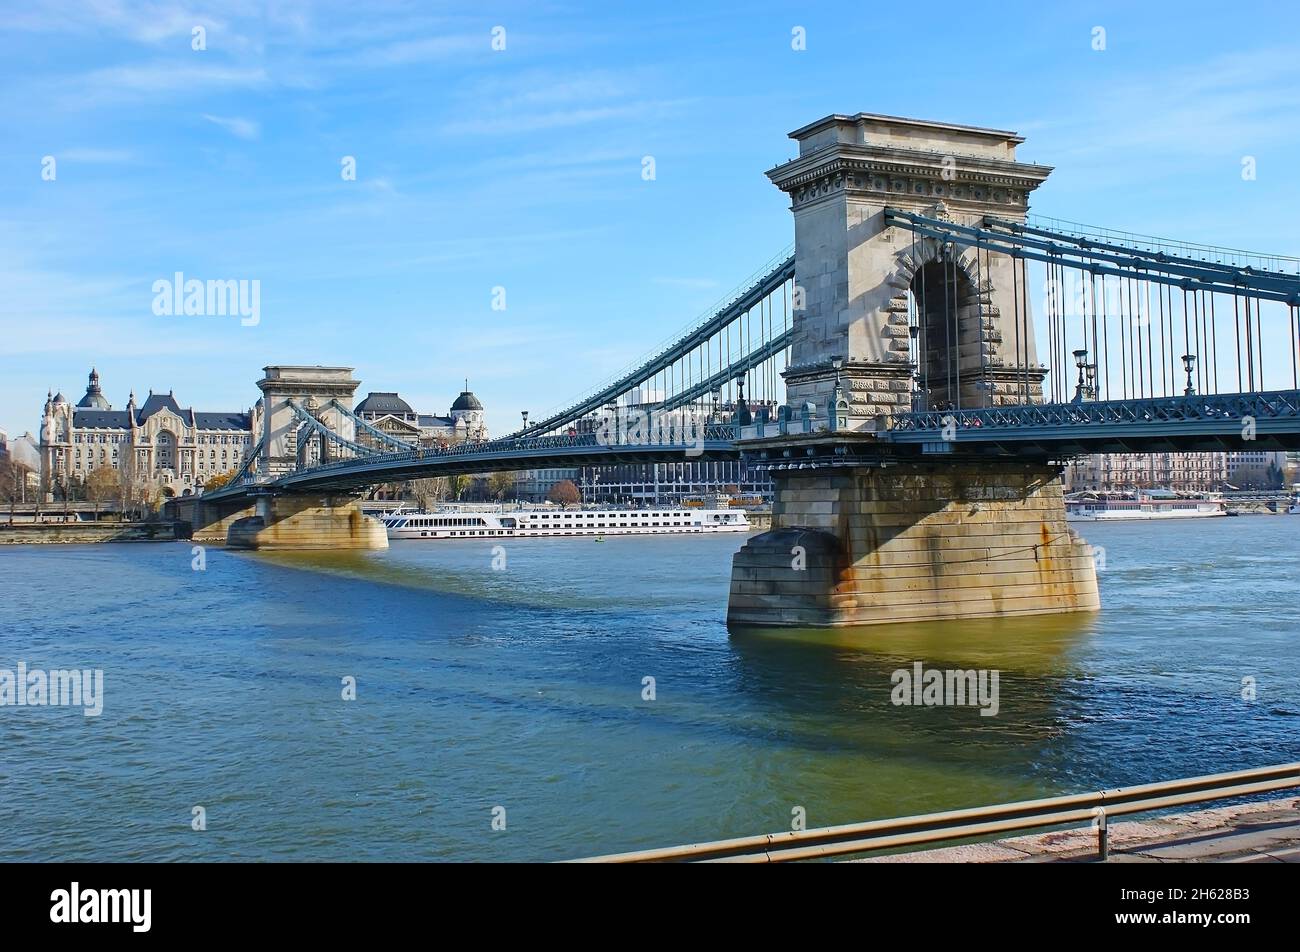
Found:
<box><xmin>3</xmin><ymin>364</ymin><xmax>1298</xmax><ymax>524</ymax></box>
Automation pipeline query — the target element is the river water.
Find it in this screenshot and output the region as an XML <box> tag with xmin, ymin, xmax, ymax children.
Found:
<box><xmin>1</xmin><ymin>516</ymin><xmax>1297</xmax><ymax>861</ymax></box>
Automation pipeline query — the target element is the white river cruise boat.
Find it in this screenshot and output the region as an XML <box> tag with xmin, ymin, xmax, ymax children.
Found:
<box><xmin>1065</xmin><ymin>494</ymin><xmax>1228</xmax><ymax>522</ymax></box>
<box><xmin>382</xmin><ymin>508</ymin><xmax>751</xmax><ymax>540</ymax></box>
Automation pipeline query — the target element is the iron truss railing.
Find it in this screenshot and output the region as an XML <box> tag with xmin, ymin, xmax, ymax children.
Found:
<box><xmin>885</xmin><ymin>208</ymin><xmax>1300</xmax><ymax>304</ymax></box>
<box><xmin>268</xmin><ymin>424</ymin><xmax>743</xmax><ymax>492</ymax></box>
<box><xmin>210</xmin><ymin>389</ymin><xmax>1300</xmax><ymax>496</ymax></box>
<box><xmin>887</xmin><ymin>389</ymin><xmax>1300</xmax><ymax>442</ymax></box>
<box><xmin>288</xmin><ymin>422</ymin><xmax>742</xmax><ymax>477</ymax></box>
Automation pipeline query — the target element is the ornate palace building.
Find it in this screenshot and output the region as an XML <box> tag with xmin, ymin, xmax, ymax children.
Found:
<box><xmin>352</xmin><ymin>385</ymin><xmax>488</xmax><ymax>449</ymax></box>
<box><xmin>39</xmin><ymin>369</ymin><xmax>260</xmax><ymax>499</ymax></box>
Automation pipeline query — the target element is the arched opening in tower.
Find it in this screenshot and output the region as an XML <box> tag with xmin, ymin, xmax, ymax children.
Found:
<box><xmin>906</xmin><ymin>255</ymin><xmax>988</xmax><ymax>412</ymax></box>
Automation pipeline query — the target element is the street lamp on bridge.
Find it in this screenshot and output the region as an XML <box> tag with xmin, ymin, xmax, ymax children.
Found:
<box><xmin>521</xmin><ymin>410</ymin><xmax>529</xmax><ymax>432</ymax></box>
<box><xmin>1182</xmin><ymin>354</ymin><xmax>1198</xmax><ymax>396</ymax></box>
<box><xmin>1072</xmin><ymin>349</ymin><xmax>1089</xmax><ymax>404</ymax></box>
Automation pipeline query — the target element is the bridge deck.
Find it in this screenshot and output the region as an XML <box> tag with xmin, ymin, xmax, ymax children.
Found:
<box><xmin>204</xmin><ymin>390</ymin><xmax>1300</xmax><ymax>501</ymax></box>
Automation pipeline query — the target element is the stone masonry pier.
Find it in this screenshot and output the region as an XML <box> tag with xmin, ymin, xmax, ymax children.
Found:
<box><xmin>226</xmin><ymin>494</ymin><xmax>387</xmax><ymax>550</ymax></box>
<box><xmin>728</xmin><ymin>461</ymin><xmax>1099</xmax><ymax>628</ymax></box>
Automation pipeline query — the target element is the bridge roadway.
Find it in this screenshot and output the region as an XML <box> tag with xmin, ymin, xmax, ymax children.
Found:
<box><xmin>204</xmin><ymin>389</ymin><xmax>1300</xmax><ymax>501</ymax></box>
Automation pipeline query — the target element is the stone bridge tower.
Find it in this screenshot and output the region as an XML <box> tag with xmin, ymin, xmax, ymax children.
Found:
<box><xmin>767</xmin><ymin>113</ymin><xmax>1050</xmax><ymax>422</ymax></box>
<box><xmin>256</xmin><ymin>366</ymin><xmax>362</xmax><ymax>477</ymax></box>
<box><xmin>728</xmin><ymin>114</ymin><xmax>1098</xmax><ymax>629</ymax></box>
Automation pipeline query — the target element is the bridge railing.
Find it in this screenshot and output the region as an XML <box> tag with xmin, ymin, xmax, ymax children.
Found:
<box><xmin>888</xmin><ymin>389</ymin><xmax>1300</xmax><ymax>434</ymax></box>
<box><xmin>571</xmin><ymin>761</ymin><xmax>1300</xmax><ymax>863</ymax></box>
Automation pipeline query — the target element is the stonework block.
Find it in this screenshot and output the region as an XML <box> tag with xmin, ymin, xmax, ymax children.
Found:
<box><xmin>729</xmin><ymin>460</ymin><xmax>1098</xmax><ymax>628</ymax></box>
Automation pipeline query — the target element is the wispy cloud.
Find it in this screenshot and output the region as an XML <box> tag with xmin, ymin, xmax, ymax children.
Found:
<box><xmin>443</xmin><ymin>100</ymin><xmax>686</xmax><ymax>136</ymax></box>
<box><xmin>202</xmin><ymin>113</ymin><xmax>260</xmax><ymax>140</ymax></box>
<box><xmin>1029</xmin><ymin>45</ymin><xmax>1300</xmax><ymax>174</ymax></box>
<box><xmin>68</xmin><ymin>63</ymin><xmax>268</xmax><ymax>105</ymax></box>
<box><xmin>332</xmin><ymin>33</ymin><xmax>486</xmax><ymax>68</ymax></box>
<box><xmin>4</xmin><ymin>0</ymin><xmax>224</xmax><ymax>44</ymax></box>
<box><xmin>59</xmin><ymin>147</ymin><xmax>135</xmax><ymax>163</ymax></box>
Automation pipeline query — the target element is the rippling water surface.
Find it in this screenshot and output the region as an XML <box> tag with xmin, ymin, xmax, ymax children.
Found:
<box><xmin>1</xmin><ymin>516</ymin><xmax>1297</xmax><ymax>860</ymax></box>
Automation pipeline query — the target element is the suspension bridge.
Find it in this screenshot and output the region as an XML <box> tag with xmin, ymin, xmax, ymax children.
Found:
<box><xmin>183</xmin><ymin>112</ymin><xmax>1300</xmax><ymax>628</ymax></box>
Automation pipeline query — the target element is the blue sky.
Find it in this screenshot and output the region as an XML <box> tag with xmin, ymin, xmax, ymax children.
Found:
<box><xmin>3</xmin><ymin>0</ymin><xmax>1300</xmax><ymax>437</ymax></box>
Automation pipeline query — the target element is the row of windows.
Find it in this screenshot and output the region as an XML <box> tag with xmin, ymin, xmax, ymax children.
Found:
<box><xmin>403</xmin><ymin>527</ymin><xmax>718</xmax><ymax>539</ymax></box>
<box><xmin>404</xmin><ymin>518</ymin><xmax>487</xmax><ymax>528</ymax></box>
<box><xmin>415</xmin><ymin>530</ymin><xmax>508</xmax><ymax>537</ymax></box>
<box><xmin>71</xmin><ymin>447</ymin><xmax>241</xmax><ymax>458</ymax></box>
<box><xmin>529</xmin><ymin>512</ymin><xmax>686</xmax><ymax>520</ymax></box>
<box><xmin>68</xmin><ymin>433</ymin><xmax>251</xmax><ymax>445</ymax></box>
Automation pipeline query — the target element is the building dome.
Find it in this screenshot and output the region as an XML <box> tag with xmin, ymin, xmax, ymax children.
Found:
<box><xmin>354</xmin><ymin>392</ymin><xmax>415</xmax><ymax>416</ymax></box>
<box><xmin>76</xmin><ymin>367</ymin><xmax>111</xmax><ymax>410</ymax></box>
<box><xmin>51</xmin><ymin>391</ymin><xmax>68</xmax><ymax>404</ymax></box>
<box><xmin>451</xmin><ymin>390</ymin><xmax>483</xmax><ymax>412</ymax></box>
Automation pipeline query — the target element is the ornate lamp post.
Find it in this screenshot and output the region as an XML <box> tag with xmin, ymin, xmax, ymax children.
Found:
<box><xmin>734</xmin><ymin>374</ymin><xmax>751</xmax><ymax>426</ymax></box>
<box><xmin>1072</xmin><ymin>349</ymin><xmax>1089</xmax><ymax>403</ymax></box>
<box><xmin>1182</xmin><ymin>353</ymin><xmax>1197</xmax><ymax>396</ymax></box>
<box><xmin>520</xmin><ymin>410</ymin><xmax>529</xmax><ymax>434</ymax></box>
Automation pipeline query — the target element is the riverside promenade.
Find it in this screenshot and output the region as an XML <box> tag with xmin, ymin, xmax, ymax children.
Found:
<box><xmin>860</xmin><ymin>797</ymin><xmax>1300</xmax><ymax>863</ymax></box>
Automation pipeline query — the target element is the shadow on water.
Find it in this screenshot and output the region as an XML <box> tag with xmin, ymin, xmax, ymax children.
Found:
<box><xmin>232</xmin><ymin>547</ymin><xmax>553</xmax><ymax>606</ymax></box>
<box><xmin>729</xmin><ymin>611</ymin><xmax>1099</xmax><ymax>673</ymax></box>
<box><xmin>718</xmin><ymin>613</ymin><xmax>1102</xmax><ymax>807</ymax></box>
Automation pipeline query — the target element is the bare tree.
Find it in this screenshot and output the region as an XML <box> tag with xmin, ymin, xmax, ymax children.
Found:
<box><xmin>409</xmin><ymin>477</ymin><xmax>450</xmax><ymax>510</ymax></box>
<box><xmin>450</xmin><ymin>475</ymin><xmax>472</xmax><ymax>501</ymax></box>
<box><xmin>547</xmin><ymin>479</ymin><xmax>580</xmax><ymax>509</ymax></box>
<box><xmin>85</xmin><ymin>466</ymin><xmax>119</xmax><ymax>521</ymax></box>
<box><xmin>1</xmin><ymin>458</ymin><xmax>33</xmax><ymax>524</ymax></box>
<box><xmin>487</xmin><ymin>470</ymin><xmax>515</xmax><ymax>502</ymax></box>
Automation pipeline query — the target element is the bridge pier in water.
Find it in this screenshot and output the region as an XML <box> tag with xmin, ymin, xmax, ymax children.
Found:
<box><xmin>729</xmin><ymin>113</ymin><xmax>1098</xmax><ymax>628</ymax></box>
<box><xmin>728</xmin><ymin>459</ymin><xmax>1098</xmax><ymax>627</ymax></box>
<box><xmin>226</xmin><ymin>494</ymin><xmax>388</xmax><ymax>550</ymax></box>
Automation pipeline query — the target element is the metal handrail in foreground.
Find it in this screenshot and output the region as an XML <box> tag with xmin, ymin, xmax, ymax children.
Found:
<box><xmin>572</xmin><ymin>762</ymin><xmax>1300</xmax><ymax>863</ymax></box>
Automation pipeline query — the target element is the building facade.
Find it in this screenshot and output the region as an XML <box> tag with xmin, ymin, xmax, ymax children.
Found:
<box><xmin>512</xmin><ymin>467</ymin><xmax>580</xmax><ymax>502</ymax></box>
<box><xmin>1226</xmin><ymin>450</ymin><xmax>1288</xmax><ymax>489</ymax></box>
<box><xmin>353</xmin><ymin>386</ymin><xmax>488</xmax><ymax>449</ymax></box>
<box><xmin>39</xmin><ymin>369</ymin><xmax>259</xmax><ymax>499</ymax></box>
<box><xmin>1061</xmin><ymin>451</ymin><xmax>1290</xmax><ymax>493</ymax></box>
<box><xmin>0</xmin><ymin>429</ymin><xmax>42</xmax><ymax>497</ymax></box>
